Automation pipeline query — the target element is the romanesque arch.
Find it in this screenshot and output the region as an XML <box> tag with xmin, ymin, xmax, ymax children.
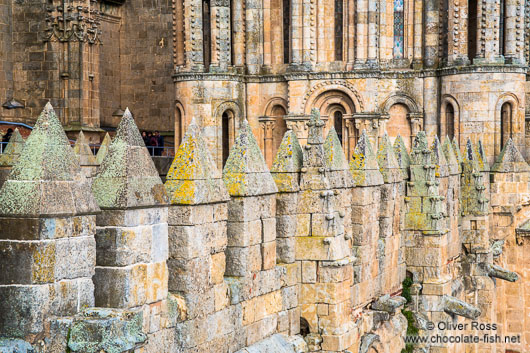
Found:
<box><xmin>381</xmin><ymin>92</ymin><xmax>422</xmax><ymax>150</ymax></box>
<box><xmin>261</xmin><ymin>97</ymin><xmax>288</xmax><ymax>166</ymax></box>
<box><xmin>304</xmin><ymin>84</ymin><xmax>361</xmax><ymax>158</ymax></box>
<box><xmin>214</xmin><ymin>101</ymin><xmax>242</xmax><ymax>168</ymax></box>
<box><xmin>494</xmin><ymin>93</ymin><xmax>520</xmax><ymax>158</ymax></box>
<box><xmin>440</xmin><ymin>95</ymin><xmax>460</xmax><ymax>144</ymax></box>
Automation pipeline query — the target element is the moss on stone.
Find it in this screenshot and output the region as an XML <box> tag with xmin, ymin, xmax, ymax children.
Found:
<box><xmin>270</xmin><ymin>130</ymin><xmax>303</xmax><ymax>192</ymax></box>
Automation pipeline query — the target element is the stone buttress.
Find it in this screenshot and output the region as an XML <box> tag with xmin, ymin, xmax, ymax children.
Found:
<box><xmin>223</xmin><ymin>119</ymin><xmax>297</xmax><ymax>349</ymax></box>
<box><xmin>296</xmin><ymin>109</ymin><xmax>354</xmax><ymax>352</ymax></box>
<box><xmin>90</xmin><ymin>109</ymin><xmax>170</xmax><ymax>350</ymax></box>
<box><xmin>0</xmin><ymin>128</ymin><xmax>24</xmax><ymax>189</ymax></box>
<box><xmin>404</xmin><ymin>132</ymin><xmax>478</xmax><ymax>352</ymax></box>
<box><xmin>164</xmin><ymin>118</ymin><xmax>235</xmax><ymax>352</ymax></box>
<box><xmin>490</xmin><ymin>138</ymin><xmax>526</xmax><ymax>353</ymax></box>
<box><xmin>0</xmin><ymin>103</ymin><xmax>99</xmax><ymax>346</ymax></box>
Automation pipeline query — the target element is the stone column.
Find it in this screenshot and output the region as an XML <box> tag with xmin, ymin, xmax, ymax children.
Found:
<box><xmin>185</xmin><ymin>0</ymin><xmax>206</xmax><ymax>70</ymax></box>
<box><xmin>91</xmin><ymin>110</ymin><xmax>169</xmax><ymax>335</ymax></box>
<box><xmin>355</xmin><ymin>0</ymin><xmax>369</xmax><ymax>67</ymax></box>
<box><xmin>0</xmin><ymin>103</ymin><xmax>99</xmax><ymax>342</ymax></box>
<box><xmin>164</xmin><ymin>119</ymin><xmax>233</xmax><ymax>352</ymax></box>
<box><xmin>232</xmin><ymin>0</ymin><xmax>246</xmax><ymax>67</ymax></box>
<box><xmin>504</xmin><ymin>0</ymin><xmax>525</xmax><ymax>64</ymax></box>
<box><xmin>302</xmin><ymin>0</ymin><xmax>316</xmax><ymax>66</ymax></box>
<box><xmin>447</xmin><ymin>0</ymin><xmax>469</xmax><ymax>65</ymax></box>
<box><xmin>344</xmin><ymin>115</ymin><xmax>357</xmax><ymax>159</ymax></box>
<box><xmin>412</xmin><ymin>0</ymin><xmax>423</xmax><ymax>67</ymax></box>
<box><xmin>423</xmin><ymin>0</ymin><xmax>439</xmax><ymax>67</ymax></box>
<box><xmin>211</xmin><ymin>0</ymin><xmax>232</xmax><ymax>70</ymax></box>
<box><xmin>474</xmin><ymin>0</ymin><xmax>503</xmax><ymax>63</ymax></box>
<box><xmin>246</xmin><ymin>0</ymin><xmax>263</xmax><ymax>74</ymax></box>
<box><xmin>259</xmin><ymin>117</ymin><xmax>276</xmax><ymax>167</ymax></box>
<box><xmin>367</xmin><ymin>0</ymin><xmax>380</xmax><ymax>66</ymax></box>
<box><xmin>291</xmin><ymin>0</ymin><xmax>303</xmax><ymax>64</ymax></box>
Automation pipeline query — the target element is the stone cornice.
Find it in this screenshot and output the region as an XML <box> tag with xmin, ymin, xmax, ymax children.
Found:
<box><xmin>173</xmin><ymin>65</ymin><xmax>528</xmax><ymax>83</ymax></box>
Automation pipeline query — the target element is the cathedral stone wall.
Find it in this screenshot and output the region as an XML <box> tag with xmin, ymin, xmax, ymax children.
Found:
<box><xmin>1</xmin><ymin>104</ymin><xmax>530</xmax><ymax>353</ymax></box>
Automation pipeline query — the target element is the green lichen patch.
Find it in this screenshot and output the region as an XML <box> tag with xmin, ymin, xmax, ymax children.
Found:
<box><xmin>73</xmin><ymin>131</ymin><xmax>97</xmax><ymax>166</ymax></box>
<box><xmin>0</xmin><ymin>128</ymin><xmax>25</xmax><ymax>167</ymax></box>
<box><xmin>95</xmin><ymin>133</ymin><xmax>111</xmax><ymax>165</ymax></box>
<box><xmin>473</xmin><ymin>139</ymin><xmax>489</xmax><ymax>172</ymax></box>
<box><xmin>430</xmin><ymin>135</ymin><xmax>449</xmax><ymax>178</ymax></box>
<box><xmin>67</xmin><ymin>308</ymin><xmax>147</xmax><ymax>353</ymax></box>
<box><xmin>452</xmin><ymin>137</ymin><xmax>463</xmax><ymax>165</ymax></box>
<box><xmin>393</xmin><ymin>134</ymin><xmax>410</xmax><ymax>179</ymax></box>
<box><xmin>324</xmin><ymin>127</ymin><xmax>348</xmax><ymax>171</ymax></box>
<box><xmin>376</xmin><ymin>133</ymin><xmax>402</xmax><ymax>183</ymax></box>
<box><xmin>270</xmin><ymin>130</ymin><xmax>303</xmax><ymax>192</ymax></box>
<box><xmin>491</xmin><ymin>138</ymin><xmax>530</xmax><ymax>173</ymax></box>
<box><xmin>442</xmin><ymin>136</ymin><xmax>460</xmax><ymax>174</ymax></box>
<box><xmin>92</xmin><ymin>108</ymin><xmax>168</xmax><ymax>209</ymax></box>
<box><xmin>349</xmin><ymin>130</ymin><xmax>383</xmax><ymax>187</ymax></box>
<box><xmin>0</xmin><ymin>103</ymin><xmax>99</xmax><ymax>216</ymax></box>
<box><xmin>460</xmin><ymin>139</ymin><xmax>488</xmax><ymax>216</ymax></box>
<box><xmin>222</xmin><ymin>119</ymin><xmax>277</xmax><ymax>196</ymax></box>
<box><xmin>165</xmin><ymin>118</ymin><xmax>229</xmax><ymax>204</ymax></box>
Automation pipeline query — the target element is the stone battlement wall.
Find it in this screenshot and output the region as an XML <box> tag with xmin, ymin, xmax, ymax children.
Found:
<box><xmin>0</xmin><ymin>104</ymin><xmax>528</xmax><ymax>353</ymax></box>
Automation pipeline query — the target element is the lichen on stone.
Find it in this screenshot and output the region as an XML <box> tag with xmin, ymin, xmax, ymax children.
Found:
<box><xmin>92</xmin><ymin>108</ymin><xmax>168</xmax><ymax>209</ymax></box>
<box><xmin>222</xmin><ymin>119</ymin><xmax>277</xmax><ymax>196</ymax></box>
<box><xmin>491</xmin><ymin>138</ymin><xmax>529</xmax><ymax>173</ymax></box>
<box><xmin>0</xmin><ymin>103</ymin><xmax>99</xmax><ymax>216</ymax></box>
<box><xmin>473</xmin><ymin>139</ymin><xmax>489</xmax><ymax>172</ymax></box>
<box><xmin>376</xmin><ymin>133</ymin><xmax>402</xmax><ymax>183</ymax></box>
<box><xmin>430</xmin><ymin>135</ymin><xmax>449</xmax><ymax>178</ymax></box>
<box><xmin>0</xmin><ymin>128</ymin><xmax>25</xmax><ymax>166</ymax></box>
<box><xmin>349</xmin><ymin>130</ymin><xmax>383</xmax><ymax>187</ymax></box>
<box><xmin>95</xmin><ymin>133</ymin><xmax>111</xmax><ymax>165</ymax></box>
<box><xmin>460</xmin><ymin>139</ymin><xmax>489</xmax><ymax>216</ymax></box>
<box><xmin>324</xmin><ymin>127</ymin><xmax>353</xmax><ymax>188</ymax></box>
<box><xmin>165</xmin><ymin>117</ymin><xmax>229</xmax><ymax>204</ymax></box>
<box><xmin>393</xmin><ymin>134</ymin><xmax>410</xmax><ymax>179</ymax></box>
<box><xmin>442</xmin><ymin>136</ymin><xmax>460</xmax><ymax>174</ymax></box>
<box><xmin>270</xmin><ymin>130</ymin><xmax>303</xmax><ymax>192</ymax></box>
<box><xmin>73</xmin><ymin>131</ymin><xmax>97</xmax><ymax>166</ymax></box>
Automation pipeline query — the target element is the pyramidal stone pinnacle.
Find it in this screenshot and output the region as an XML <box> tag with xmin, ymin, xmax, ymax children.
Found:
<box><xmin>376</xmin><ymin>133</ymin><xmax>402</xmax><ymax>183</ymax></box>
<box><xmin>0</xmin><ymin>103</ymin><xmax>99</xmax><ymax>216</ymax></box>
<box><xmin>92</xmin><ymin>108</ymin><xmax>168</xmax><ymax>209</ymax></box>
<box><xmin>95</xmin><ymin>133</ymin><xmax>111</xmax><ymax>165</ymax></box>
<box><xmin>452</xmin><ymin>137</ymin><xmax>463</xmax><ymax>165</ymax></box>
<box><xmin>430</xmin><ymin>135</ymin><xmax>449</xmax><ymax>178</ymax></box>
<box><xmin>442</xmin><ymin>136</ymin><xmax>460</xmax><ymax>174</ymax></box>
<box><xmin>223</xmin><ymin>119</ymin><xmax>278</xmax><ymax>196</ymax></box>
<box><xmin>324</xmin><ymin>127</ymin><xmax>353</xmax><ymax>188</ymax></box>
<box><xmin>270</xmin><ymin>130</ymin><xmax>303</xmax><ymax>192</ymax></box>
<box><xmin>349</xmin><ymin>129</ymin><xmax>383</xmax><ymax>186</ymax></box>
<box><xmin>473</xmin><ymin>139</ymin><xmax>489</xmax><ymax>172</ymax></box>
<box><xmin>73</xmin><ymin>130</ymin><xmax>97</xmax><ymax>166</ymax></box>
<box><xmin>492</xmin><ymin>138</ymin><xmax>530</xmax><ymax>173</ymax></box>
<box><xmin>393</xmin><ymin>134</ymin><xmax>410</xmax><ymax>179</ymax></box>
<box><xmin>165</xmin><ymin>117</ymin><xmax>229</xmax><ymax>204</ymax></box>
<box><xmin>0</xmin><ymin>128</ymin><xmax>25</xmax><ymax>166</ymax></box>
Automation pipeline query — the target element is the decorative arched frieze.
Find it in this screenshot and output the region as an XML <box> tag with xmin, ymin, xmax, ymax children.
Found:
<box><xmin>263</xmin><ymin>97</ymin><xmax>288</xmax><ymax>116</ymax></box>
<box><xmin>380</xmin><ymin>92</ymin><xmax>421</xmax><ymax>114</ymax></box>
<box><xmin>302</xmin><ymin>80</ymin><xmax>364</xmax><ymax>114</ymax></box>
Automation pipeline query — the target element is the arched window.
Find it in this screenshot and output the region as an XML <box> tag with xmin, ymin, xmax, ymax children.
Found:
<box><xmin>335</xmin><ymin>0</ymin><xmax>343</xmax><ymax>61</ymax></box>
<box><xmin>222</xmin><ymin>111</ymin><xmax>232</xmax><ymax>166</ymax></box>
<box><xmin>175</xmin><ymin>106</ymin><xmax>183</xmax><ymax>147</ymax></box>
<box><xmin>387</xmin><ymin>103</ymin><xmax>412</xmax><ymax>149</ymax></box>
<box><xmin>203</xmin><ymin>0</ymin><xmax>211</xmax><ymax>70</ymax></box>
<box><xmin>446</xmin><ymin>103</ymin><xmax>455</xmax><ymax>140</ymax></box>
<box><xmin>272</xmin><ymin>105</ymin><xmax>287</xmax><ymax>157</ymax></box>
<box><xmin>283</xmin><ymin>0</ymin><xmax>291</xmax><ymax>63</ymax></box>
<box><xmin>468</xmin><ymin>0</ymin><xmax>478</xmax><ymax>60</ymax></box>
<box><xmin>499</xmin><ymin>0</ymin><xmax>506</xmax><ymax>56</ymax></box>
<box><xmin>393</xmin><ymin>0</ymin><xmax>404</xmax><ymax>59</ymax></box>
<box><xmin>501</xmin><ymin>102</ymin><xmax>512</xmax><ymax>148</ymax></box>
<box><xmin>334</xmin><ymin>111</ymin><xmax>344</xmax><ymax>144</ymax></box>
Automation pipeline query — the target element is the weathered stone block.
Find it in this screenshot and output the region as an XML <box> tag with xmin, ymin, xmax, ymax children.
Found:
<box><xmin>94</xmin><ymin>262</ymin><xmax>168</xmax><ymax>308</ymax></box>
<box><xmin>262</xmin><ymin>218</ymin><xmax>276</xmax><ymax>242</ymax></box>
<box><xmin>97</xmin><ymin>208</ymin><xmax>167</xmax><ymax>227</ymax></box>
<box><xmin>276</xmin><ymin>237</ymin><xmax>295</xmax><ymax>264</ymax></box>
<box><xmin>168</xmin><ymin>256</ymin><xmax>211</xmax><ymax>293</ymax></box>
<box><xmin>225</xmin><ymin>245</ymin><xmax>261</xmax><ymax>276</ymax></box>
<box><xmin>168</xmin><ymin>224</ymin><xmax>209</xmax><ymax>260</ymax></box>
<box><xmin>227</xmin><ymin>219</ymin><xmax>262</xmax><ymax>247</ymax></box>
<box><xmin>261</xmin><ymin>241</ymin><xmax>276</xmax><ymax>270</ymax></box>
